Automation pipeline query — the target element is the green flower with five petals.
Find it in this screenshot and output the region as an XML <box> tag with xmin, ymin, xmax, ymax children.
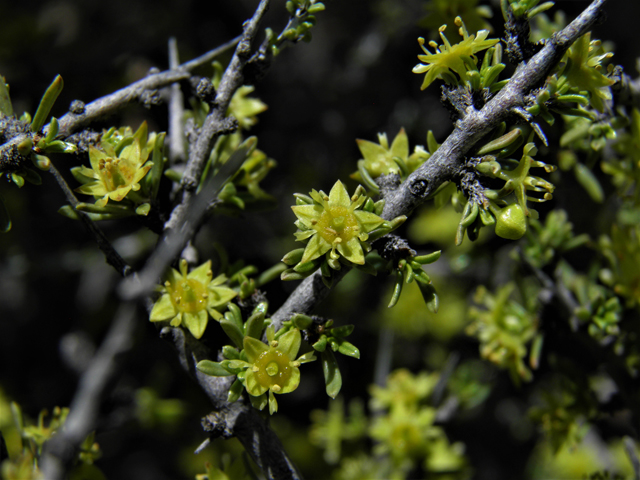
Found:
<box><xmin>244</xmin><ymin>328</ymin><xmax>315</xmax><ymax>414</ymax></box>
<box><xmin>149</xmin><ymin>259</ymin><xmax>237</xmax><ymax>339</ymax></box>
<box><xmin>72</xmin><ymin>122</ymin><xmax>154</xmax><ymax>208</ymax></box>
<box><xmin>291</xmin><ymin>180</ymin><xmax>389</xmax><ymax>266</ymax></box>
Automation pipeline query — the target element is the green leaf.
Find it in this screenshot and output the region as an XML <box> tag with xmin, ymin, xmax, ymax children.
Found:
<box><xmin>417</xmin><ymin>282</ymin><xmax>439</xmax><ymax>313</ymax></box>
<box><xmin>0</xmin><ymin>76</ymin><xmax>13</xmax><ymax>116</ymax></box>
<box><xmin>135</xmin><ymin>203</ymin><xmax>151</xmax><ymax>216</ymax></box>
<box><xmin>413</xmin><ymin>250</ymin><xmax>442</xmax><ymax>265</ymax></box>
<box><xmin>281</xmin><ymin>248</ymin><xmax>305</xmax><ymax>266</ymax></box>
<box><xmin>244</xmin><ymin>310</ymin><xmax>265</xmax><ymax>340</ymax></box>
<box><xmin>58</xmin><ymin>205</ymin><xmax>80</xmax><ymax>220</ymax></box>
<box><xmin>290</xmin><ymin>313</ymin><xmax>313</xmax><ymax>330</ymax></box>
<box><xmin>222</xmin><ymin>345</ymin><xmax>240</xmax><ymax>360</ymax></box>
<box><xmin>196</xmin><ymin>360</ymin><xmax>234</xmax><ymax>377</ymax></box>
<box><xmin>335</xmin><ymin>338</ymin><xmax>360</xmax><ymax>359</ymax></box>
<box><xmin>44</xmin><ymin>117</ymin><xmax>59</xmax><ymax>143</ymax></box>
<box><xmin>330</xmin><ymin>325</ymin><xmax>354</xmax><ymax>338</ymax></box>
<box><xmin>31</xmin><ymin>75</ymin><xmax>64</xmax><ymax>133</ymax></box>
<box><xmin>220</xmin><ymin>319</ymin><xmax>245</xmax><ymax>349</ymax></box>
<box><xmin>574</xmin><ymin>163</ymin><xmax>604</xmax><ymax>203</ymax></box>
<box><xmin>250</xmin><ymin>393</ymin><xmax>268</xmax><ymax>411</ymax></box>
<box><xmin>149</xmin><ymin>132</ymin><xmax>166</xmax><ymax>199</ymax></box>
<box><xmin>0</xmin><ymin>196</ymin><xmax>11</xmax><ymax>232</ymax></box>
<box><xmin>227</xmin><ymin>379</ymin><xmax>244</xmax><ymax>403</ymax></box>
<box><xmin>313</xmin><ymin>334</ymin><xmax>328</xmax><ymax>352</ymax></box>
<box><xmin>10</xmin><ymin>173</ymin><xmax>24</xmax><ymax>188</ymax></box>
<box><xmin>321</xmin><ymin>350</ymin><xmax>342</xmax><ymax>398</ymax></box>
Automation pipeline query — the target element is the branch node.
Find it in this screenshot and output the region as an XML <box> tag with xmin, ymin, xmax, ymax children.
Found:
<box><xmin>409</xmin><ymin>178</ymin><xmax>429</xmax><ymax>198</ymax></box>
<box><xmin>68</xmin><ymin>100</ymin><xmax>86</xmax><ymax>115</ymax></box>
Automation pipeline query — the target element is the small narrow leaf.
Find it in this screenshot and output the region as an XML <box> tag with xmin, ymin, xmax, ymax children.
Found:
<box><xmin>0</xmin><ymin>196</ymin><xmax>11</xmax><ymax>232</ymax></box>
<box><xmin>31</xmin><ymin>75</ymin><xmax>64</xmax><ymax>133</ymax></box>
<box><xmin>417</xmin><ymin>282</ymin><xmax>439</xmax><ymax>313</ymax></box>
<box><xmin>196</xmin><ymin>360</ymin><xmax>234</xmax><ymax>377</ymax></box>
<box><xmin>0</xmin><ymin>76</ymin><xmax>13</xmax><ymax>116</ymax></box>
<box><xmin>321</xmin><ymin>350</ymin><xmax>342</xmax><ymax>398</ymax></box>
<box><xmin>220</xmin><ymin>319</ymin><xmax>245</xmax><ymax>349</ymax></box>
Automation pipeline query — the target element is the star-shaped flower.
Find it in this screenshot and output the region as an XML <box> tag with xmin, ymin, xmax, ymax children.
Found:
<box><xmin>244</xmin><ymin>328</ymin><xmax>315</xmax><ymax>414</ymax></box>
<box><xmin>291</xmin><ymin>180</ymin><xmax>387</xmax><ymax>266</ymax></box>
<box><xmin>149</xmin><ymin>259</ymin><xmax>237</xmax><ymax>339</ymax></box>
<box><xmin>413</xmin><ymin>16</ymin><xmax>498</xmax><ymax>90</ymax></box>
<box><xmin>560</xmin><ymin>32</ymin><xmax>614</xmax><ymax>113</ymax></box>
<box><xmin>72</xmin><ymin>122</ymin><xmax>154</xmax><ymax>207</ymax></box>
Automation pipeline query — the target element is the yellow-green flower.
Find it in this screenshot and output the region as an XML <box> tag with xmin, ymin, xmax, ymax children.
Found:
<box><xmin>413</xmin><ymin>16</ymin><xmax>498</xmax><ymax>90</ymax></box>
<box><xmin>149</xmin><ymin>259</ymin><xmax>237</xmax><ymax>339</ymax></box>
<box><xmin>243</xmin><ymin>328</ymin><xmax>313</xmax><ymax>414</ymax></box>
<box><xmin>72</xmin><ymin>122</ymin><xmax>154</xmax><ymax>208</ymax></box>
<box><xmin>559</xmin><ymin>32</ymin><xmax>614</xmax><ymax>113</ymax></box>
<box><xmin>352</xmin><ymin>130</ymin><xmax>409</xmax><ymax>180</ymax></box>
<box><xmin>291</xmin><ymin>180</ymin><xmax>387</xmax><ymax>266</ymax></box>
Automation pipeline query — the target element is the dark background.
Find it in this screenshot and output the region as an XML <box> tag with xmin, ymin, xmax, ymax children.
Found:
<box><xmin>0</xmin><ymin>1</ymin><xmax>638</xmax><ymax>479</ymax></box>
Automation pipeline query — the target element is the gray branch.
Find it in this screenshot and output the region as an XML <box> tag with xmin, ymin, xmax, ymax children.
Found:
<box><xmin>49</xmin><ymin>163</ymin><xmax>131</xmax><ymax>277</ymax></box>
<box><xmin>0</xmin><ymin>36</ymin><xmax>240</xmax><ymax>167</ymax></box>
<box><xmin>271</xmin><ymin>0</ymin><xmax>608</xmax><ymax>331</ymax></box>
<box><xmin>167</xmin><ymin>37</ymin><xmax>186</xmax><ymax>165</ymax></box>
<box><xmin>162</xmin><ymin>327</ymin><xmax>303</xmax><ymax>480</ymax></box>
<box><xmin>382</xmin><ymin>0</ymin><xmax>607</xmax><ymax>220</ymax></box>
<box><xmin>163</xmin><ymin>0</ymin><xmax>270</xmax><ymax>232</ymax></box>
<box><xmin>40</xmin><ymin>303</ymin><xmax>138</xmax><ymax>480</ymax></box>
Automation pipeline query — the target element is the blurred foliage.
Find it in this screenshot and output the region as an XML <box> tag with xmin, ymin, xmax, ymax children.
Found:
<box><xmin>0</xmin><ymin>1</ymin><xmax>639</xmax><ymax>480</ymax></box>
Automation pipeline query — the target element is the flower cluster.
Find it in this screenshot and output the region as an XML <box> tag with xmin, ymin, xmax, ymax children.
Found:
<box><xmin>456</xmin><ymin>136</ymin><xmax>556</xmax><ymax>244</ymax></box>
<box><xmin>467</xmin><ymin>283</ymin><xmax>539</xmax><ymax>383</ymax></box>
<box><xmin>369</xmin><ymin>369</ymin><xmax>467</xmax><ymax>476</ymax></box>
<box><xmin>350</xmin><ymin>128</ymin><xmax>438</xmax><ymax>193</ymax></box>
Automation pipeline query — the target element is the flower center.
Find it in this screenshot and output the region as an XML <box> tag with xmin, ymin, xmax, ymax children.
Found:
<box><xmin>266</xmin><ymin>361</ymin><xmax>279</xmax><ymax>376</ymax></box>
<box><xmin>98</xmin><ymin>157</ymin><xmax>135</xmax><ymax>191</ymax></box>
<box><xmin>169</xmin><ymin>279</ymin><xmax>208</xmax><ymax>314</ymax></box>
<box><xmin>253</xmin><ymin>350</ymin><xmax>292</xmax><ymax>389</ymax></box>
<box><xmin>315</xmin><ymin>205</ymin><xmax>359</xmax><ymax>244</ymax></box>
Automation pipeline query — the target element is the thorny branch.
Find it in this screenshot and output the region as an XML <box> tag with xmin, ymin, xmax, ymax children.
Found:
<box><xmin>40</xmin><ymin>304</ymin><xmax>138</xmax><ymax>480</ymax></box>
<box><xmin>40</xmin><ymin>2</ymin><xmax>300</xmax><ymax>478</ymax></box>
<box><xmin>0</xmin><ymin>35</ymin><xmax>241</xmax><ymax>165</ymax></box>
<box><xmin>48</xmin><ymin>163</ymin><xmax>132</xmax><ymax>277</ymax></box>
<box><xmin>31</xmin><ymin>1</ymin><xmax>612</xmax><ymax>479</ymax></box>
<box><xmin>163</xmin><ymin>0</ymin><xmax>270</xmax><ymax>232</ymax></box>
<box><xmin>270</xmin><ymin>0</ymin><xmax>609</xmax><ymax>332</ymax></box>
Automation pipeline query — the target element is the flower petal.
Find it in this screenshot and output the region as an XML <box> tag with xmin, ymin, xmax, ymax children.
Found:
<box><xmin>328</xmin><ymin>180</ymin><xmax>350</xmax><ymax>207</ymax></box>
<box><xmin>149</xmin><ymin>294</ymin><xmax>176</xmax><ymax>321</ymax></box>
<box><xmin>108</xmin><ymin>186</ymin><xmax>132</xmax><ymax>202</ymax></box>
<box><xmin>207</xmin><ymin>285</ymin><xmax>237</xmax><ymax>309</ymax></box>
<box><xmin>291</xmin><ymin>204</ymin><xmax>322</xmax><ymax>228</ymax></box>
<box><xmin>170</xmin><ymin>313</ymin><xmax>182</xmax><ymax>327</ymax></box>
<box><xmin>299</xmin><ymin>233</ymin><xmax>331</xmax><ymax>264</ymax></box>
<box><xmin>354</xmin><ymin>210</ymin><xmax>386</xmax><ymax>232</ymax></box>
<box><xmin>279</xmin><ymin>367</ymin><xmax>300</xmax><ymax>394</ymax></box>
<box><xmin>246</xmin><ymin>370</ymin><xmax>269</xmax><ymax>397</ymax></box>
<box><xmin>189</xmin><ymin>260</ymin><xmax>212</xmax><ymax>284</ymax></box>
<box><xmin>276</xmin><ymin>328</ymin><xmax>301</xmax><ymax>359</ymax></box>
<box><xmin>88</xmin><ymin>147</ymin><xmax>108</xmax><ymax>172</ymax></box>
<box><xmin>268</xmin><ymin>390</ymin><xmax>278</xmax><ymax>415</ymax></box>
<box><xmin>75</xmin><ymin>182</ymin><xmax>107</xmax><ymax>197</ymax></box>
<box><xmin>183</xmin><ymin>310</ymin><xmax>208</xmax><ymax>339</ymax></box>
<box><xmin>390</xmin><ymin>128</ymin><xmax>409</xmax><ymax>160</ymax></box>
<box><xmin>244</xmin><ymin>336</ymin><xmax>269</xmax><ymax>363</ymax></box>
<box><xmin>337</xmin><ymin>237</ymin><xmax>365</xmax><ymax>265</ymax></box>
